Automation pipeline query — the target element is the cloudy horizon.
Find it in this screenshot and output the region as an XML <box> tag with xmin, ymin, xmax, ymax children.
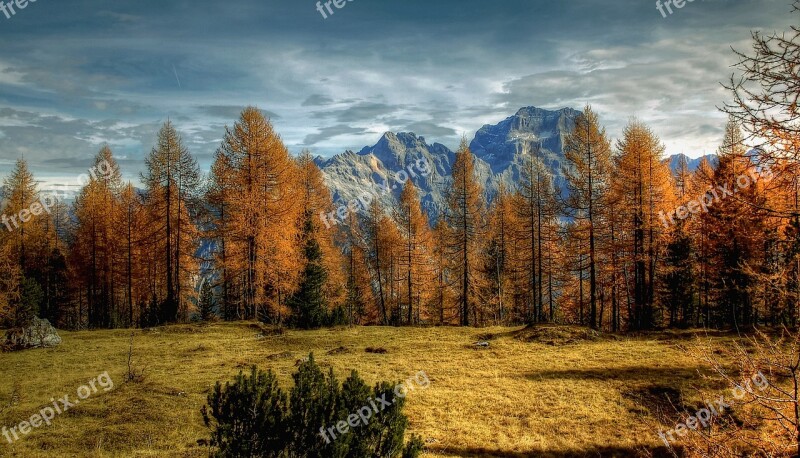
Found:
<box><xmin>0</xmin><ymin>0</ymin><xmax>795</xmax><ymax>187</ymax></box>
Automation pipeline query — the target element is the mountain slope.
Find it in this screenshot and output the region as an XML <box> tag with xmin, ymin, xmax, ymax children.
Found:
<box><xmin>470</xmin><ymin>106</ymin><xmax>579</xmax><ymax>196</ymax></box>
<box><xmin>316</xmin><ymin>132</ymin><xmax>460</xmax><ymax>221</ymax></box>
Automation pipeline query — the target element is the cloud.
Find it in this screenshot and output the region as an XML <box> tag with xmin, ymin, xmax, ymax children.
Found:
<box><xmin>0</xmin><ymin>0</ymin><xmax>795</xmax><ymax>184</ymax></box>
<box><xmin>96</xmin><ymin>11</ymin><xmax>142</xmax><ymax>24</ymax></box>
<box><xmin>195</xmin><ymin>105</ymin><xmax>280</xmax><ymax>121</ymax></box>
<box><xmin>303</xmin><ymin>125</ymin><xmax>366</xmax><ymax>145</ymax></box>
<box><xmin>311</xmin><ymin>102</ymin><xmax>406</xmax><ymax>124</ymax></box>
<box><xmin>399</xmin><ymin>121</ymin><xmax>457</xmax><ymax>138</ymax></box>
<box><xmin>494</xmin><ymin>37</ymin><xmax>741</xmax><ymax>154</ymax></box>
<box><xmin>302</xmin><ymin>94</ymin><xmax>334</xmax><ymax>107</ymax></box>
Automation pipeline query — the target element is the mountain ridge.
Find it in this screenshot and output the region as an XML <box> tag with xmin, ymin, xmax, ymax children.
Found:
<box><xmin>316</xmin><ymin>106</ymin><xmax>715</xmax><ymax>221</ymax></box>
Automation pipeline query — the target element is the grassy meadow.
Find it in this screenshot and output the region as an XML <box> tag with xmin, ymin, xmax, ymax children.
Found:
<box><xmin>0</xmin><ymin>323</ymin><xmax>738</xmax><ymax>457</ymax></box>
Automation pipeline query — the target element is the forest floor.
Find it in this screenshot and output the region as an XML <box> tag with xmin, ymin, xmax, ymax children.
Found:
<box><xmin>0</xmin><ymin>322</ymin><xmax>743</xmax><ymax>457</ymax></box>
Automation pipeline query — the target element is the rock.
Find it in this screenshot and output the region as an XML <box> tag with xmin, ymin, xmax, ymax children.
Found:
<box><xmin>267</xmin><ymin>351</ymin><xmax>294</xmax><ymax>361</ymax></box>
<box><xmin>474</xmin><ymin>341</ymin><xmax>490</xmax><ymax>348</ymax></box>
<box><xmin>4</xmin><ymin>317</ymin><xmax>62</xmax><ymax>350</ymax></box>
<box><xmin>327</xmin><ymin>346</ymin><xmax>350</xmax><ymax>355</ymax></box>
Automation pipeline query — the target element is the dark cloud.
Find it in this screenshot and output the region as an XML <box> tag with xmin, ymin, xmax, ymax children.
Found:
<box><xmin>303</xmin><ymin>125</ymin><xmax>366</xmax><ymax>145</ymax></box>
<box><xmin>312</xmin><ymin>102</ymin><xmax>406</xmax><ymax>123</ymax></box>
<box><xmin>0</xmin><ymin>0</ymin><xmax>793</xmax><ymax>182</ymax></box>
<box><xmin>400</xmin><ymin>121</ymin><xmax>457</xmax><ymax>138</ymax></box>
<box><xmin>302</xmin><ymin>95</ymin><xmax>335</xmax><ymax>107</ymax></box>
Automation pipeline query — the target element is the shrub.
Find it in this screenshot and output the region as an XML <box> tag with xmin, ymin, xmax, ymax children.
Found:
<box><xmin>202</xmin><ymin>354</ymin><xmax>423</xmax><ymax>458</ymax></box>
<box><xmin>202</xmin><ymin>367</ymin><xmax>288</xmax><ymax>457</ymax></box>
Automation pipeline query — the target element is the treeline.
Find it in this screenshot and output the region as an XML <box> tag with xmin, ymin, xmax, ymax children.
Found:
<box><xmin>0</xmin><ymin>106</ymin><xmax>795</xmax><ymax>332</ymax></box>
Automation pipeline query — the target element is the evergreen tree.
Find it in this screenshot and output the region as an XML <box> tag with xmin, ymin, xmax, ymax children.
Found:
<box><xmin>287</xmin><ymin>218</ymin><xmax>328</xmax><ymax>329</ymax></box>
<box><xmin>202</xmin><ymin>355</ymin><xmax>423</xmax><ymax>458</ymax></box>
<box><xmin>663</xmin><ymin>223</ymin><xmax>695</xmax><ymax>327</ymax></box>
<box><xmin>0</xmin><ymin>243</ymin><xmax>21</xmax><ymax>328</ymax></box>
<box><xmin>199</xmin><ymin>280</ymin><xmax>216</xmax><ymax>321</ymax></box>
<box><xmin>16</xmin><ymin>277</ymin><xmax>43</xmax><ymax>327</ymax></box>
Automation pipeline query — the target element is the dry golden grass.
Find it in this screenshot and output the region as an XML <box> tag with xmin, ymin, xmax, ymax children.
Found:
<box><xmin>0</xmin><ymin>322</ymin><xmax>734</xmax><ymax>457</ymax></box>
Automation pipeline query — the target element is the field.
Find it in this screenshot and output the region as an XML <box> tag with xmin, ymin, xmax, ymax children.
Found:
<box><xmin>0</xmin><ymin>323</ymin><xmax>736</xmax><ymax>457</ymax></box>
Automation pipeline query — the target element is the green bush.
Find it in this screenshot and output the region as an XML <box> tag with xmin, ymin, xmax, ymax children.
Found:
<box><xmin>202</xmin><ymin>354</ymin><xmax>423</xmax><ymax>458</ymax></box>
<box><xmin>201</xmin><ymin>367</ymin><xmax>288</xmax><ymax>457</ymax></box>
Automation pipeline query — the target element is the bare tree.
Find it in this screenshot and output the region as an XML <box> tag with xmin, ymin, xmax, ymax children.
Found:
<box><xmin>669</xmin><ymin>329</ymin><xmax>800</xmax><ymax>457</ymax></box>
<box><xmin>723</xmin><ymin>2</ymin><xmax>800</xmax><ymax>219</ymax></box>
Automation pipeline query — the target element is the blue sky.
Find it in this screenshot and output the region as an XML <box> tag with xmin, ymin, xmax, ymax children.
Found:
<box><xmin>0</xmin><ymin>0</ymin><xmax>795</xmax><ymax>188</ymax></box>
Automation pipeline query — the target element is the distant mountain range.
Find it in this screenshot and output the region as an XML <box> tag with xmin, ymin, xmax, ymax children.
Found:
<box><xmin>667</xmin><ymin>153</ymin><xmax>718</xmax><ymax>172</ymax></box>
<box><xmin>317</xmin><ymin>106</ymin><xmax>718</xmax><ymax>221</ymax></box>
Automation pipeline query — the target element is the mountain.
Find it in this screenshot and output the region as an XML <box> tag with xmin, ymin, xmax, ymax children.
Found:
<box><xmin>667</xmin><ymin>153</ymin><xmax>718</xmax><ymax>173</ymax></box>
<box><xmin>317</xmin><ymin>107</ymin><xmax>581</xmax><ymax>222</ymax></box>
<box><xmin>469</xmin><ymin>106</ymin><xmax>580</xmax><ymax>196</ymax></box>
<box><xmin>317</xmin><ymin>106</ymin><xmax>716</xmax><ymax>223</ymax></box>
<box><xmin>316</xmin><ymin>132</ymin><xmax>459</xmax><ymax>221</ymax></box>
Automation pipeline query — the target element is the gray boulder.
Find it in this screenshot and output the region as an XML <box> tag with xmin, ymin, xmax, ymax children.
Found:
<box><xmin>4</xmin><ymin>317</ymin><xmax>62</xmax><ymax>350</ymax></box>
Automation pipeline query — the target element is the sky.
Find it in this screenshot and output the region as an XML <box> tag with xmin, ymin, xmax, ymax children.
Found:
<box><xmin>0</xmin><ymin>0</ymin><xmax>795</xmax><ymax>189</ymax></box>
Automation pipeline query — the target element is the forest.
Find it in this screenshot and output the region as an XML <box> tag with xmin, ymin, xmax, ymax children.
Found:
<box><xmin>0</xmin><ymin>10</ymin><xmax>798</xmax><ymax>337</ymax></box>
<box><xmin>0</xmin><ymin>110</ymin><xmax>796</xmax><ymax>334</ymax></box>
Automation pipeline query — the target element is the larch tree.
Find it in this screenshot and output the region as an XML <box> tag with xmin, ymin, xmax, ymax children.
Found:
<box><xmin>612</xmin><ymin>120</ymin><xmax>674</xmax><ymax>330</ymax></box>
<box><xmin>341</xmin><ymin>205</ymin><xmax>373</xmax><ymax>325</ymax></box>
<box><xmin>394</xmin><ymin>181</ymin><xmax>432</xmax><ymax>325</ymax></box>
<box><xmin>431</xmin><ymin>216</ymin><xmax>453</xmax><ymax>325</ymax></box>
<box><xmin>116</xmin><ymin>182</ymin><xmax>145</xmax><ymax>327</ymax></box>
<box><xmin>216</xmin><ymin>107</ymin><xmax>301</xmax><ymax>321</ymax></box>
<box><xmin>70</xmin><ymin>147</ymin><xmax>123</xmax><ymax>328</ymax></box>
<box><xmin>703</xmin><ymin>119</ymin><xmax>768</xmax><ymax>328</ymax></box>
<box><xmin>723</xmin><ymin>1</ymin><xmax>800</xmax><ymax>180</ymax></box>
<box><xmin>2</xmin><ymin>159</ymin><xmax>62</xmax><ymax>326</ymax></box>
<box><xmin>142</xmin><ymin>121</ymin><xmax>201</xmax><ymax>323</ymax></box>
<box><xmin>689</xmin><ymin>157</ymin><xmax>717</xmax><ymax>325</ymax></box>
<box><xmin>445</xmin><ymin>138</ymin><xmax>485</xmax><ymax>326</ymax></box>
<box><xmin>2</xmin><ymin>159</ymin><xmax>46</xmax><ymax>276</ymax></box>
<box><xmin>364</xmin><ymin>199</ymin><xmax>404</xmax><ymax>325</ymax></box>
<box><xmin>663</xmin><ymin>155</ymin><xmax>696</xmax><ymax>327</ymax></box>
<box><xmin>206</xmin><ymin>149</ymin><xmax>236</xmax><ymax>320</ymax></box>
<box><xmin>563</xmin><ymin>105</ymin><xmax>612</xmax><ymax>329</ymax></box>
<box><xmin>485</xmin><ymin>184</ymin><xmax>516</xmax><ymax>324</ymax></box>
